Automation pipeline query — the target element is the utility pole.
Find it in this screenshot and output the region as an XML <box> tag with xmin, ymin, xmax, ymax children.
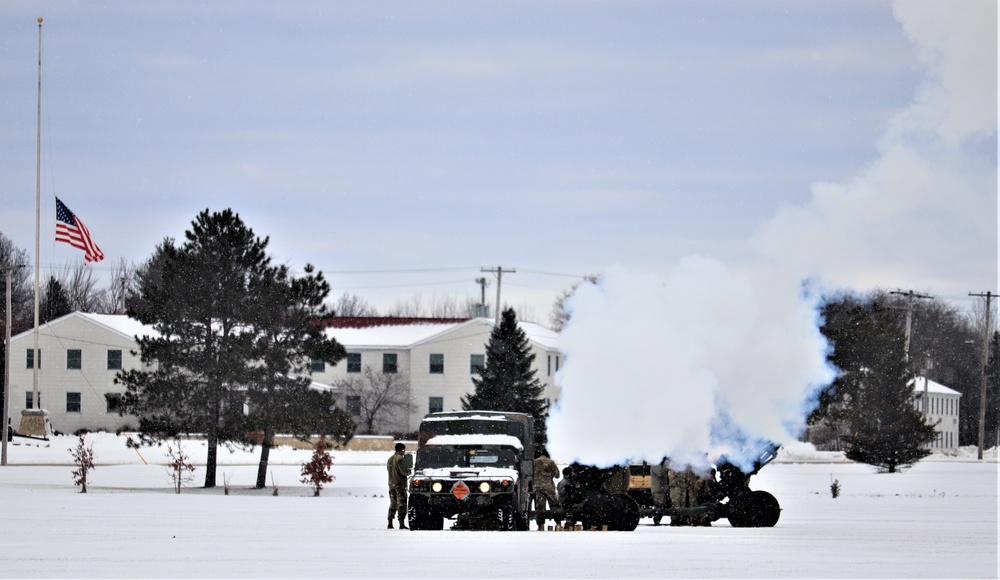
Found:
<box><xmin>969</xmin><ymin>291</ymin><xmax>994</xmax><ymax>461</ymax></box>
<box><xmin>481</xmin><ymin>267</ymin><xmax>515</xmax><ymax>325</ymax></box>
<box><xmin>1</xmin><ymin>264</ymin><xmax>25</xmax><ymax>466</ymax></box>
<box><xmin>890</xmin><ymin>289</ymin><xmax>933</xmax><ymax>363</ymax></box>
<box><xmin>890</xmin><ymin>289</ymin><xmax>933</xmax><ymax>419</ymax></box>
<box><xmin>476</xmin><ymin>278</ymin><xmax>490</xmax><ymax>318</ymax></box>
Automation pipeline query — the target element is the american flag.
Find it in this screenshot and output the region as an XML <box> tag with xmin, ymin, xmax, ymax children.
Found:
<box><xmin>55</xmin><ymin>197</ymin><xmax>104</xmax><ymax>264</ymax></box>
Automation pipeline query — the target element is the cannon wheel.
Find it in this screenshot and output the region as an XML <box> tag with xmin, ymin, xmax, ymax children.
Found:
<box><xmin>611</xmin><ymin>494</ymin><xmax>641</xmax><ymax>531</ymax></box>
<box><xmin>728</xmin><ymin>490</ymin><xmax>781</xmax><ymax>528</ymax></box>
<box><xmin>579</xmin><ymin>493</ymin><xmax>641</xmax><ymax>531</ymax></box>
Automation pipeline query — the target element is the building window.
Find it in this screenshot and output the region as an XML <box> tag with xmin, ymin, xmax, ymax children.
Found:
<box><xmin>429</xmin><ymin>396</ymin><xmax>443</xmax><ymax>414</ymax></box>
<box><xmin>310</xmin><ymin>360</ymin><xmax>326</xmax><ymax>373</ymax></box>
<box><xmin>107</xmin><ymin>349</ymin><xmax>123</xmax><ymax>370</ymax></box>
<box><xmin>346</xmin><ymin>353</ymin><xmax>361</xmax><ymax>373</ymax></box>
<box><xmin>66</xmin><ymin>392</ymin><xmax>81</xmax><ymax>413</ymax></box>
<box><xmin>25</xmin><ymin>392</ymin><xmax>40</xmax><ymax>409</ymax></box>
<box><xmin>555</xmin><ymin>356</ymin><xmax>560</xmax><ymax>372</ymax></box>
<box><xmin>67</xmin><ymin>349</ymin><xmax>82</xmax><ymax>370</ymax></box>
<box><xmin>547</xmin><ymin>355</ymin><xmax>551</xmax><ymax>376</ymax></box>
<box><xmin>429</xmin><ymin>353</ymin><xmax>444</xmax><ymax>374</ymax></box>
<box><xmin>383</xmin><ymin>353</ymin><xmax>398</xmax><ymax>374</ymax></box>
<box><xmin>26</xmin><ymin>349</ymin><xmax>40</xmax><ymax>369</ymax></box>
<box><xmin>470</xmin><ymin>354</ymin><xmax>485</xmax><ymax>374</ymax></box>
<box><xmin>346</xmin><ymin>395</ymin><xmax>361</xmax><ymax>417</ymax></box>
<box><xmin>105</xmin><ymin>393</ymin><xmax>124</xmax><ymax>413</ymax></box>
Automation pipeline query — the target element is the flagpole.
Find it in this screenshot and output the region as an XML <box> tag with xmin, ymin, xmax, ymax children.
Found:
<box><xmin>31</xmin><ymin>17</ymin><xmax>42</xmax><ymax>416</ymax></box>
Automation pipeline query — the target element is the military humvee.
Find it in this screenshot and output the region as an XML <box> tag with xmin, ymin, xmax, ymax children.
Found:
<box><xmin>407</xmin><ymin>411</ymin><xmax>534</xmax><ymax>531</ymax></box>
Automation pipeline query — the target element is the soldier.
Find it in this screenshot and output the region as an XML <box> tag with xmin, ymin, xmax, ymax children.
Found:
<box><xmin>601</xmin><ymin>464</ymin><xmax>631</xmax><ymax>495</ymax></box>
<box><xmin>650</xmin><ymin>457</ymin><xmax>670</xmax><ymax>526</ymax></box>
<box><xmin>556</xmin><ymin>465</ymin><xmax>575</xmax><ymax>505</ymax></box>
<box><xmin>386</xmin><ymin>442</ymin><xmax>410</xmax><ymax>530</ymax></box>
<box><xmin>692</xmin><ymin>468</ymin><xmax>717</xmax><ymax>527</ymax></box>
<box><xmin>668</xmin><ymin>461</ymin><xmax>697</xmax><ymax>526</ymax></box>
<box><xmin>533</xmin><ymin>450</ymin><xmax>560</xmax><ymax>530</ymax></box>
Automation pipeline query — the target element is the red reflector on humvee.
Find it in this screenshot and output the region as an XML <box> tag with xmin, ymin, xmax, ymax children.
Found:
<box><xmin>452</xmin><ymin>481</ymin><xmax>470</xmax><ymax>500</ymax></box>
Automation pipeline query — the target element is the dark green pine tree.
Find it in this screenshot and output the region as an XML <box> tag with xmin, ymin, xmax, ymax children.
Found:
<box><xmin>838</xmin><ymin>300</ymin><xmax>936</xmax><ymax>473</ymax></box>
<box><xmin>243</xmin><ymin>262</ymin><xmax>352</xmax><ymax>489</ymax></box>
<box><xmin>120</xmin><ymin>209</ymin><xmax>274</xmax><ymax>488</ymax></box>
<box><xmin>462</xmin><ymin>307</ymin><xmax>549</xmax><ymax>452</ymax></box>
<box><xmin>40</xmin><ymin>276</ymin><xmax>72</xmax><ymax>323</ymax></box>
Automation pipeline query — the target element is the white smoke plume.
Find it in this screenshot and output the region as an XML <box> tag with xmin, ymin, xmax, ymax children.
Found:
<box><xmin>547</xmin><ymin>1</ymin><xmax>996</xmax><ymax>469</ymax></box>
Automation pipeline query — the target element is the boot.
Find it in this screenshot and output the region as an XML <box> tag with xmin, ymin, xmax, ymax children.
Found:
<box><xmin>387</xmin><ymin>509</ymin><xmax>395</xmax><ymax>529</ymax></box>
<box><xmin>398</xmin><ymin>518</ymin><xmax>408</xmax><ymax>530</ymax></box>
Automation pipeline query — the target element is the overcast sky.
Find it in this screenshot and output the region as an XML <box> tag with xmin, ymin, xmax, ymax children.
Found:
<box><xmin>0</xmin><ymin>1</ymin><xmax>995</xmax><ymax>323</ymax></box>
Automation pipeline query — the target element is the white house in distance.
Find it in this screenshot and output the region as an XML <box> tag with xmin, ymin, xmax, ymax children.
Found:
<box><xmin>6</xmin><ymin>313</ymin><xmax>560</xmax><ymax>437</ymax></box>
<box><xmin>911</xmin><ymin>376</ymin><xmax>961</xmax><ymax>450</ymax></box>
<box><xmin>7</xmin><ymin>312</ymin><xmax>151</xmax><ymax>434</ymax></box>
<box><xmin>310</xmin><ymin>317</ymin><xmax>561</xmax><ymax>435</ymax></box>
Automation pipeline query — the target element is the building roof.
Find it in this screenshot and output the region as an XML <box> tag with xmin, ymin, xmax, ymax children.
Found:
<box><xmin>327</xmin><ymin>321</ymin><xmax>464</xmax><ymax>349</ymax></box>
<box><xmin>12</xmin><ymin>312</ymin><xmax>561</xmax><ymax>352</ymax></box>
<box><xmin>910</xmin><ymin>376</ymin><xmax>961</xmax><ymax>397</ymax></box>
<box><xmin>11</xmin><ymin>311</ymin><xmax>158</xmax><ymax>342</ymax></box>
<box><xmin>326</xmin><ymin>317</ymin><xmax>559</xmax><ymax>350</ymax></box>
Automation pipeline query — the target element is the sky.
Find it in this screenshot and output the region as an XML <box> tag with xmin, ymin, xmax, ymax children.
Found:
<box><xmin>0</xmin><ymin>0</ymin><xmax>996</xmax><ymax>324</ymax></box>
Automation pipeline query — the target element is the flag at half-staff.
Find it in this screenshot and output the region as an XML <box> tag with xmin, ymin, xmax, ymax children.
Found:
<box><xmin>55</xmin><ymin>196</ymin><xmax>104</xmax><ymax>264</ymax></box>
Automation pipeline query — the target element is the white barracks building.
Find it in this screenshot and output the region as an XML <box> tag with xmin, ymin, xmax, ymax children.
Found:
<box><xmin>911</xmin><ymin>376</ymin><xmax>962</xmax><ymax>451</ymax></box>
<box><xmin>7</xmin><ymin>313</ymin><xmax>561</xmax><ymax>436</ymax></box>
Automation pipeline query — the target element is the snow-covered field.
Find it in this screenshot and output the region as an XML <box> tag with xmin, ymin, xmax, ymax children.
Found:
<box><xmin>0</xmin><ymin>435</ymin><xmax>996</xmax><ymax>578</ymax></box>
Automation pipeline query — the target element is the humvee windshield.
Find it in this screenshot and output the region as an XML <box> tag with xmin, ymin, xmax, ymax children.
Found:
<box><xmin>417</xmin><ymin>445</ymin><xmax>520</xmax><ymax>470</ymax></box>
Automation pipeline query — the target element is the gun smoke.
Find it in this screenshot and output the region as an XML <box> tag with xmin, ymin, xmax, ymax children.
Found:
<box><xmin>547</xmin><ymin>0</ymin><xmax>996</xmax><ymax>469</ymax></box>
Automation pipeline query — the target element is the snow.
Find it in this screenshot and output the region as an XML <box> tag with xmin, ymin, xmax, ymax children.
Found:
<box><xmin>0</xmin><ymin>434</ymin><xmax>996</xmax><ymax>578</ymax></box>
<box><xmin>326</xmin><ymin>322</ymin><xmax>463</xmax><ymax>348</ymax></box>
<box><xmin>911</xmin><ymin>375</ymin><xmax>962</xmax><ymax>396</ymax></box>
<box><xmin>424</xmin><ymin>434</ymin><xmax>524</xmax><ymax>449</ymax></box>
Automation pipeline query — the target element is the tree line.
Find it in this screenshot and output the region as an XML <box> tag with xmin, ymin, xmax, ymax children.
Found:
<box><xmin>806</xmin><ymin>290</ymin><xmax>999</xmax><ymax>471</ymax></box>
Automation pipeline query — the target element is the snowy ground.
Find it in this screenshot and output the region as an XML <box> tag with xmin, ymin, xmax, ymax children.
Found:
<box><xmin>0</xmin><ymin>435</ymin><xmax>996</xmax><ymax>578</ymax></box>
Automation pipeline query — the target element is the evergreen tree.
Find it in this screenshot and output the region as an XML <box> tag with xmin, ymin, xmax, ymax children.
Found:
<box><xmin>987</xmin><ymin>331</ymin><xmax>1000</xmax><ymax>449</ymax></box>
<box><xmin>40</xmin><ymin>276</ymin><xmax>71</xmax><ymax>323</ymax></box>
<box><xmin>836</xmin><ymin>300</ymin><xmax>936</xmax><ymax>472</ymax></box>
<box><xmin>462</xmin><ymin>307</ymin><xmax>549</xmax><ymax>452</ymax></box>
<box><xmin>243</xmin><ymin>262</ymin><xmax>351</xmax><ymax>488</ymax></box>
<box><xmin>120</xmin><ymin>209</ymin><xmax>277</xmax><ymax>488</ymax></box>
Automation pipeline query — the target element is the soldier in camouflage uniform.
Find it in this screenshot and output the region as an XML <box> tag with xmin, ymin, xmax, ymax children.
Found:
<box><xmin>533</xmin><ymin>450</ymin><xmax>560</xmax><ymax>530</ymax></box>
<box><xmin>386</xmin><ymin>442</ymin><xmax>410</xmax><ymax>529</ymax></box>
<box><xmin>601</xmin><ymin>464</ymin><xmax>631</xmax><ymax>495</ymax></box>
<box><xmin>668</xmin><ymin>461</ymin><xmax>698</xmax><ymax>526</ymax></box>
<box><xmin>650</xmin><ymin>457</ymin><xmax>670</xmax><ymax>526</ymax></box>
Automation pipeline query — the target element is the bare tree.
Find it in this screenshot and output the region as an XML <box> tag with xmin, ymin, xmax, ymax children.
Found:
<box><xmin>0</xmin><ymin>232</ymin><xmax>34</xmax><ymax>331</ymax></box>
<box><xmin>56</xmin><ymin>261</ymin><xmax>105</xmax><ymax>312</ymax></box>
<box><xmin>332</xmin><ymin>292</ymin><xmax>379</xmax><ymax>317</ymax></box>
<box><xmin>100</xmin><ymin>257</ymin><xmax>139</xmax><ymax>314</ymax></box>
<box><xmin>549</xmin><ymin>275</ymin><xmax>600</xmax><ymax>331</ymax></box>
<box><xmin>334</xmin><ymin>364</ymin><xmax>412</xmax><ymax>434</ymax></box>
<box><xmin>388</xmin><ymin>293</ymin><xmax>482</xmax><ymax>318</ymax></box>
<box><xmin>387</xmin><ymin>294</ymin><xmax>426</xmax><ymax>317</ymax></box>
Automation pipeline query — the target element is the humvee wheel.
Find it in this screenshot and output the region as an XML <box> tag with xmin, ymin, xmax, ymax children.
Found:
<box><xmin>409</xmin><ymin>499</ymin><xmax>444</xmax><ymax>531</ymax></box>
<box><xmin>728</xmin><ymin>490</ymin><xmax>781</xmax><ymax>528</ymax></box>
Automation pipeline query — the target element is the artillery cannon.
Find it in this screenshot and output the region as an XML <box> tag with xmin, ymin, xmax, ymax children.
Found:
<box><xmin>533</xmin><ymin>443</ymin><xmax>782</xmax><ymax>530</ymax></box>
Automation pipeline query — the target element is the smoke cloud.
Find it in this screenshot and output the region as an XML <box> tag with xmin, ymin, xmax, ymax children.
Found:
<box><xmin>547</xmin><ymin>0</ymin><xmax>996</xmax><ymax>468</ymax></box>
